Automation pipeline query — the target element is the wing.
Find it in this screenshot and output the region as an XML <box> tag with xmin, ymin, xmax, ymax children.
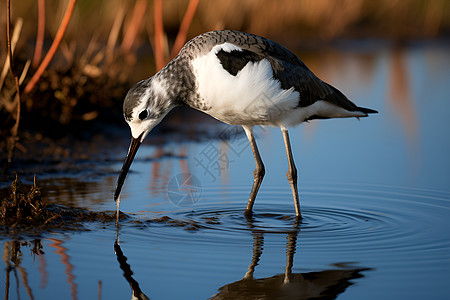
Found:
<box><xmin>236</xmin><ymin>32</ymin><xmax>359</xmax><ymax>111</ymax></box>
<box><xmin>215</xmin><ymin>48</ymin><xmax>264</xmax><ymax>76</ymax></box>
<box><xmin>184</xmin><ymin>30</ymin><xmax>362</xmax><ymax>113</ymax></box>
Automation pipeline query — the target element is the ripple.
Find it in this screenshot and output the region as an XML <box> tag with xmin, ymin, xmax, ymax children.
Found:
<box><xmin>128</xmin><ymin>182</ymin><xmax>450</xmax><ymax>261</ymax></box>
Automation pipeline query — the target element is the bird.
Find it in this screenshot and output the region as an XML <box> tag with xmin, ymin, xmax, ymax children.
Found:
<box><xmin>114</xmin><ymin>30</ymin><xmax>377</xmax><ymax>219</ymax></box>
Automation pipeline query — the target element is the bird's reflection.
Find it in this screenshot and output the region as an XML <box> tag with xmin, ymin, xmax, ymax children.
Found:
<box><xmin>114</xmin><ymin>217</ymin><xmax>371</xmax><ymax>300</ymax></box>
<box><xmin>114</xmin><ymin>239</ymin><xmax>150</xmax><ymax>300</ymax></box>
<box><xmin>210</xmin><ymin>217</ymin><xmax>372</xmax><ymax>300</ymax></box>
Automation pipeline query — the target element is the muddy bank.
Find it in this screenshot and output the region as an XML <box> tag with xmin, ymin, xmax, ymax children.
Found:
<box><xmin>0</xmin><ymin>176</ymin><xmax>129</xmax><ymax>236</ymax></box>
<box><xmin>0</xmin><ymin>176</ymin><xmax>217</xmax><ymax>237</ymax></box>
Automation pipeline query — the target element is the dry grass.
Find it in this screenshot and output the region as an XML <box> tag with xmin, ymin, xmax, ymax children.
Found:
<box><xmin>3</xmin><ymin>0</ymin><xmax>448</xmax><ymax>55</ymax></box>
<box><xmin>0</xmin><ymin>0</ymin><xmax>202</xmax><ymax>168</ymax></box>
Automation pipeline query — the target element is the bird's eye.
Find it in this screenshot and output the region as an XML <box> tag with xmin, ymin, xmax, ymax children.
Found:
<box><xmin>138</xmin><ymin>110</ymin><xmax>148</xmax><ymax>120</ymax></box>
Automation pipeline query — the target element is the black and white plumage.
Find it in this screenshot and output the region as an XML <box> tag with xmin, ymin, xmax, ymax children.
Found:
<box><xmin>115</xmin><ymin>30</ymin><xmax>377</xmax><ymax>218</ymax></box>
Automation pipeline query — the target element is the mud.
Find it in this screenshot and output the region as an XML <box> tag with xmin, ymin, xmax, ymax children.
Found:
<box><xmin>0</xmin><ymin>176</ymin><xmax>129</xmax><ymax>235</ymax></box>
<box><xmin>0</xmin><ymin>176</ymin><xmax>222</xmax><ymax>236</ymax></box>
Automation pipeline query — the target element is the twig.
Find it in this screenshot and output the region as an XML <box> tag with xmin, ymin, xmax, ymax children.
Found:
<box><xmin>32</xmin><ymin>0</ymin><xmax>46</xmax><ymax>68</ymax></box>
<box><xmin>19</xmin><ymin>60</ymin><xmax>31</xmax><ymax>85</ymax></box>
<box><xmin>106</xmin><ymin>6</ymin><xmax>125</xmax><ymax>65</ymax></box>
<box><xmin>6</xmin><ymin>0</ymin><xmax>22</xmax><ymax>164</ymax></box>
<box><xmin>0</xmin><ymin>18</ymin><xmax>22</xmax><ymax>91</ymax></box>
<box><xmin>154</xmin><ymin>0</ymin><xmax>165</xmax><ymax>71</ymax></box>
<box><xmin>24</xmin><ymin>0</ymin><xmax>77</xmax><ymax>94</ymax></box>
<box><xmin>170</xmin><ymin>0</ymin><xmax>200</xmax><ymax>59</ymax></box>
<box><xmin>121</xmin><ymin>0</ymin><xmax>147</xmax><ymax>55</ymax></box>
<box><xmin>60</xmin><ymin>41</ymin><xmax>76</xmax><ymax>66</ymax></box>
<box><xmin>80</xmin><ymin>31</ymin><xmax>101</xmax><ymax>68</ymax></box>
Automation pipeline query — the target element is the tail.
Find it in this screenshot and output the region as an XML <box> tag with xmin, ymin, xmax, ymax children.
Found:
<box><xmin>301</xmin><ymin>83</ymin><xmax>378</xmax><ymax>121</ymax></box>
<box><xmin>326</xmin><ymin>84</ymin><xmax>378</xmax><ymax>117</ymax></box>
<box><xmin>356</xmin><ymin>106</ymin><xmax>378</xmax><ymax>116</ymax></box>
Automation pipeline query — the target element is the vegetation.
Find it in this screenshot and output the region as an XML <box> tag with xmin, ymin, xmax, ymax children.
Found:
<box><xmin>0</xmin><ymin>175</ymin><xmax>126</xmax><ymax>233</ymax></box>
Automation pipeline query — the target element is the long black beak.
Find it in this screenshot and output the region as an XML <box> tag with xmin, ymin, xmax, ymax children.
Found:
<box><xmin>114</xmin><ymin>133</ymin><xmax>143</xmax><ymax>202</ymax></box>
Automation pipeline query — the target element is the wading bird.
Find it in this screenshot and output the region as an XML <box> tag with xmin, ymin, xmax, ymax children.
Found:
<box><xmin>114</xmin><ymin>30</ymin><xmax>377</xmax><ymax>218</ymax></box>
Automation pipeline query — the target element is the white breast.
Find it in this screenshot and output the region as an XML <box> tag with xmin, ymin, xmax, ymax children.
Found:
<box><xmin>191</xmin><ymin>43</ymin><xmax>300</xmax><ymax>126</ymax></box>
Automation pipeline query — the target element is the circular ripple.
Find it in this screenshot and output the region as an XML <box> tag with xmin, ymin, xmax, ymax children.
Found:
<box><xmin>126</xmin><ymin>183</ymin><xmax>450</xmax><ymax>262</ymax></box>
<box><xmin>300</xmin><ymin>183</ymin><xmax>450</xmax><ymax>253</ymax></box>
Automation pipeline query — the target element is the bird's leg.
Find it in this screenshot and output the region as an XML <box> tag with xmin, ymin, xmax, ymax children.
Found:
<box><xmin>242</xmin><ymin>126</ymin><xmax>265</xmax><ymax>216</ymax></box>
<box><xmin>244</xmin><ymin>233</ymin><xmax>264</xmax><ymax>279</ymax></box>
<box><xmin>284</xmin><ymin>218</ymin><xmax>300</xmax><ymax>284</ymax></box>
<box><xmin>281</xmin><ymin>128</ymin><xmax>301</xmax><ymax>218</ymax></box>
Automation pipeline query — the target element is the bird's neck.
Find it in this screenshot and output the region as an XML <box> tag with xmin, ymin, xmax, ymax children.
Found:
<box><xmin>155</xmin><ymin>55</ymin><xmax>203</xmax><ymax>110</ymax></box>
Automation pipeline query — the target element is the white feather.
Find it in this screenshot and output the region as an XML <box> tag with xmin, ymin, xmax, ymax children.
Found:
<box><xmin>281</xmin><ymin>100</ymin><xmax>367</xmax><ymax>127</ymax></box>
<box><xmin>217</xmin><ymin>42</ymin><xmax>242</xmax><ymax>53</ymax></box>
<box><xmin>191</xmin><ymin>43</ymin><xmax>300</xmax><ymax>126</ymax></box>
<box><xmin>191</xmin><ymin>43</ymin><xmax>365</xmax><ymax>128</ymax></box>
<box><xmin>151</xmin><ymin>77</ymin><xmax>169</xmax><ymax>98</ymax></box>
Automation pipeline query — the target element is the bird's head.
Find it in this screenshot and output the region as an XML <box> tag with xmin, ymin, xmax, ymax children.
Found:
<box><xmin>114</xmin><ymin>78</ymin><xmax>175</xmax><ymax>202</ymax></box>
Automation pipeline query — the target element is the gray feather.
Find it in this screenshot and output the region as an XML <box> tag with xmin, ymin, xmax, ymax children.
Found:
<box><xmin>180</xmin><ymin>30</ymin><xmax>374</xmax><ymax>114</ymax></box>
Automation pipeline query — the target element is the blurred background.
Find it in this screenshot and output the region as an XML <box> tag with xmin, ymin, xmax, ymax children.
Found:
<box><xmin>1</xmin><ymin>1</ymin><xmax>450</xmax><ymax>299</ymax></box>
<box><xmin>0</xmin><ymin>0</ymin><xmax>448</xmax><ymax>182</ymax></box>
<box><xmin>1</xmin><ymin>0</ymin><xmax>449</xmax><ymax>165</ymax></box>
<box><xmin>0</xmin><ymin>0</ymin><xmax>449</xmax><ymax>136</ymax></box>
<box><xmin>6</xmin><ymin>0</ymin><xmax>450</xmax><ymax>49</ymax></box>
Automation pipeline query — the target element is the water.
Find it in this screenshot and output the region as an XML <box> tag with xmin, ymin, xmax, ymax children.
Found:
<box><xmin>2</xmin><ymin>41</ymin><xmax>450</xmax><ymax>299</ymax></box>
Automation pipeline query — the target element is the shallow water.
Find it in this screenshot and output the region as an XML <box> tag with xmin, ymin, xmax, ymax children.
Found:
<box><xmin>2</xmin><ymin>41</ymin><xmax>450</xmax><ymax>299</ymax></box>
